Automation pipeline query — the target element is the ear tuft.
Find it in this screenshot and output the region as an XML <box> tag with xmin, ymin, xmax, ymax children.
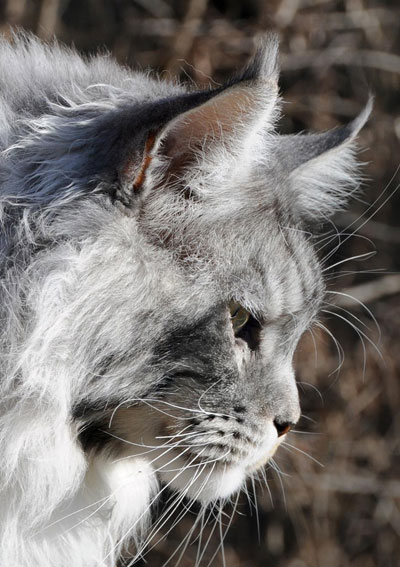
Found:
<box><xmin>276</xmin><ymin>98</ymin><xmax>372</xmax><ymax>222</ymax></box>
<box><xmin>235</xmin><ymin>33</ymin><xmax>280</xmax><ymax>84</ymax></box>
<box><xmin>278</xmin><ymin>97</ymin><xmax>372</xmax><ymax>174</ymax></box>
<box><xmin>348</xmin><ymin>94</ymin><xmax>373</xmax><ymax>138</ymax></box>
<box><xmin>292</xmin><ymin>138</ymin><xmax>362</xmax><ymax>221</ymax></box>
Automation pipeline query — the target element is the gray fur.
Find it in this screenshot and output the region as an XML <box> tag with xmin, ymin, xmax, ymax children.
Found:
<box><xmin>0</xmin><ymin>32</ymin><xmax>368</xmax><ymax>566</ymax></box>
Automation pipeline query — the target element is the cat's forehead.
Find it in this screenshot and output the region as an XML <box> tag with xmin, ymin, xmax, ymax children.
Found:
<box><xmin>135</xmin><ymin>181</ymin><xmax>324</xmax><ymax>322</ymax></box>
<box><xmin>177</xmin><ymin>212</ymin><xmax>324</xmax><ymax>323</ymax></box>
<box><xmin>227</xmin><ymin>237</ymin><xmax>321</xmax><ymax>320</ymax></box>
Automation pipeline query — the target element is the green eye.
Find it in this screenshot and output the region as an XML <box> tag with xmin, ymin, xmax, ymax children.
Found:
<box><xmin>229</xmin><ymin>301</ymin><xmax>250</xmax><ymax>334</ymax></box>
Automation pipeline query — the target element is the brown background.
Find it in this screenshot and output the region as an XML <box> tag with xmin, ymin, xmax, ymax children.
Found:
<box><xmin>1</xmin><ymin>1</ymin><xmax>399</xmax><ymax>566</ymax></box>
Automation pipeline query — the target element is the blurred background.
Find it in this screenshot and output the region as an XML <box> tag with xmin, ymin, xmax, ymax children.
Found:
<box><xmin>0</xmin><ymin>1</ymin><xmax>398</xmax><ymax>566</ymax></box>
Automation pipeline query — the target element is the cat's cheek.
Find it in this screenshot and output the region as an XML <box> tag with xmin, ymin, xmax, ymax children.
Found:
<box><xmin>233</xmin><ymin>338</ymin><xmax>250</xmax><ymax>371</ymax></box>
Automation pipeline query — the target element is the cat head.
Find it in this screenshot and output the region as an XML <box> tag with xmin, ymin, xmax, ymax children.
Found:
<box><xmin>1</xmin><ymin>33</ymin><xmax>370</xmax><ymax>550</ymax></box>
<box><xmin>61</xmin><ymin>38</ymin><xmax>368</xmax><ymax>501</ymax></box>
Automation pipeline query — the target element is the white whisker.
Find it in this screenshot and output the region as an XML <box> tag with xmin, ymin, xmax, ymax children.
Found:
<box><xmin>281</xmin><ymin>441</ymin><xmax>324</xmax><ymax>468</ymax></box>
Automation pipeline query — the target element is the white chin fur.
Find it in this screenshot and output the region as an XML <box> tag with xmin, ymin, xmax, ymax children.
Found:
<box><xmin>157</xmin><ymin>454</ymin><xmax>245</xmax><ymax>504</ymax></box>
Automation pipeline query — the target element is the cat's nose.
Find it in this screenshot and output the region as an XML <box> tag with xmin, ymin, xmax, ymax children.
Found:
<box><xmin>273</xmin><ymin>419</ymin><xmax>295</xmax><ymax>437</ymax></box>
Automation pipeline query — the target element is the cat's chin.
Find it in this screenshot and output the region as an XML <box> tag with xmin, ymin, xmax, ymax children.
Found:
<box><xmin>154</xmin><ymin>436</ymin><xmax>283</xmax><ymax>504</ymax></box>
<box><xmin>157</xmin><ymin>456</ymin><xmax>246</xmax><ymax>504</ymax></box>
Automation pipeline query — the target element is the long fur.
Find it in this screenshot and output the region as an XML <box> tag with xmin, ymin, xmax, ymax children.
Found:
<box><xmin>0</xmin><ymin>33</ymin><xmax>368</xmax><ymax>566</ymax></box>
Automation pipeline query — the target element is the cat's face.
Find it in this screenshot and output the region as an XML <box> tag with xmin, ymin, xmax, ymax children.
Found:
<box><xmin>35</xmin><ymin>37</ymin><xmax>368</xmax><ymax>506</ymax></box>
<box><xmin>96</xmin><ymin>197</ymin><xmax>321</xmax><ymax>502</ymax></box>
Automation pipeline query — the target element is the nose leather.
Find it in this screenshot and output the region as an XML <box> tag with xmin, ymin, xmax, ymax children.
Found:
<box><xmin>273</xmin><ymin>419</ymin><xmax>294</xmax><ymax>437</ymax></box>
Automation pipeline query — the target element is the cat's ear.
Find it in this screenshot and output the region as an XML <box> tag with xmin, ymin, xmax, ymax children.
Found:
<box><xmin>117</xmin><ymin>34</ymin><xmax>280</xmax><ymax>205</ymax></box>
<box><xmin>155</xmin><ymin>34</ymin><xmax>279</xmax><ymax>162</ymax></box>
<box><xmin>280</xmin><ymin>98</ymin><xmax>372</xmax><ymax>222</ymax></box>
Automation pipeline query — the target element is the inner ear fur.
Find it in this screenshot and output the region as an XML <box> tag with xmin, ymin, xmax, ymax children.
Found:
<box><xmin>160</xmin><ymin>79</ymin><xmax>277</xmax><ymax>157</ymax></box>
<box><xmin>127</xmin><ymin>76</ymin><xmax>279</xmax><ymax>203</ymax></box>
<box><xmin>118</xmin><ymin>35</ymin><xmax>280</xmax><ymax>203</ymax></box>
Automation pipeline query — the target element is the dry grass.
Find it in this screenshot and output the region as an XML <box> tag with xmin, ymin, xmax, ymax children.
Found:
<box><xmin>1</xmin><ymin>1</ymin><xmax>399</xmax><ymax>565</ymax></box>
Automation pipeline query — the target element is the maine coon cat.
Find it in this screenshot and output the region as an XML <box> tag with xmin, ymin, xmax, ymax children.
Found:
<box><xmin>0</xmin><ymin>32</ymin><xmax>370</xmax><ymax>566</ymax></box>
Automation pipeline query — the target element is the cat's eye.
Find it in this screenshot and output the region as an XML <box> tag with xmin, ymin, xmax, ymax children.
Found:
<box><xmin>229</xmin><ymin>301</ymin><xmax>250</xmax><ymax>334</ymax></box>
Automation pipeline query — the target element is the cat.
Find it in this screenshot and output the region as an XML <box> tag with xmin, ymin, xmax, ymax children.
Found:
<box><xmin>0</xmin><ymin>32</ymin><xmax>370</xmax><ymax>566</ymax></box>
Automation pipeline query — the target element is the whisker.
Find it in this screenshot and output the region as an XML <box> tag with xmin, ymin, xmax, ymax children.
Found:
<box><xmin>259</xmin><ymin>465</ymin><xmax>274</xmax><ymax>508</ymax></box>
<box><xmin>296</xmin><ymin>381</ymin><xmax>324</xmax><ymax>404</ymax></box>
<box><xmin>269</xmin><ymin>458</ymin><xmax>287</xmax><ymax>510</ymax></box>
<box><xmin>323</xmin><ymin>301</ymin><xmax>372</xmax><ymax>333</ymax></box>
<box><xmin>219</xmin><ymin>506</ymin><xmax>227</xmax><ymax>567</ymax></box>
<box><xmin>159</xmin><ymin>450</ymin><xmax>231</xmax><ymax>473</ymax></box>
<box><xmin>290</xmin><ymin>430</ymin><xmax>322</xmax><ymax>435</ymax></box>
<box><xmin>141</xmin><ymin>453</ymin><xmax>216</xmax><ymax>554</ymax></box>
<box><xmin>193</xmin><ymin>506</ymin><xmax>207</xmax><ymax>567</ymax></box>
<box><xmin>194</xmin><ymin>507</ymin><xmax>207</xmax><ymax>567</ymax></box>
<box><xmin>100</xmin><ymin>429</ymin><xmax>184</xmax><ymax>451</ymax></box>
<box><xmin>341</xmin><ymin>176</ymin><xmax>400</xmax><ymax>241</ymax></box>
<box><xmin>322</xmin><ymin>250</ymin><xmax>377</xmax><ymax>273</ymax></box>
<box><xmin>307</xmin><ymin>326</ymin><xmax>319</xmax><ymax>368</ymax></box>
<box><xmin>269</xmin><ymin>458</ymin><xmax>291</xmax><ymax>479</ymax></box>
<box><xmin>204</xmin><ymin>498</ymin><xmax>235</xmax><ymax>567</ymax></box>
<box><xmin>196</xmin><ymin>378</ymin><xmax>237</xmax><ymax>420</ymax></box>
<box><xmin>150</xmin><ymin>463</ymin><xmax>215</xmax><ymax>565</ymax></box>
<box><xmin>39</xmin><ymin>494</ymin><xmax>111</xmax><ymax>533</ymax></box>
<box><xmin>325</xmin><ymin>268</ymin><xmax>388</xmax><ymax>281</ymax></box>
<box><xmin>281</xmin><ymin>441</ymin><xmax>324</xmax><ymax>468</ymax></box>
<box><xmin>161</xmin><ymin>468</ymin><xmax>219</xmax><ymax>567</ymax></box>
<box><xmin>322</xmin><ymin>308</ymin><xmax>383</xmax><ymax>370</ymax></box>
<box><xmin>251</xmin><ymin>476</ymin><xmax>261</xmax><ymax>543</ymax></box>
<box><xmin>242</xmin><ymin>481</ymin><xmax>255</xmax><ymax>516</ymax></box>
<box><xmin>314</xmin><ymin>320</ymin><xmax>345</xmax><ymax>374</ymax></box>
<box><xmin>300</xmin><ymin>413</ymin><xmax>317</xmax><ymax>424</ymax></box>
<box><xmin>320</xmin><ymin>168</ymin><xmax>399</xmax><ymax>265</ymax></box>
<box><xmin>195</xmin><ymin>501</ymin><xmax>221</xmax><ymax>567</ymax></box>
<box><xmin>102</xmin><ymin>450</ymin><xmax>203</xmax><ymax>564</ymax></box>
<box><xmin>326</xmin><ymin>289</ymin><xmax>381</xmax><ymax>339</ymax></box>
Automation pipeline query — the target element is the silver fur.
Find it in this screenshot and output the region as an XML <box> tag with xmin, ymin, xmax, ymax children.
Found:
<box><xmin>0</xmin><ymin>33</ymin><xmax>369</xmax><ymax>566</ymax></box>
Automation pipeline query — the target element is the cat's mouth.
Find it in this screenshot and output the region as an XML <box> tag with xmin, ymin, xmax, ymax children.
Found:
<box><xmin>245</xmin><ymin>439</ymin><xmax>282</xmax><ymax>473</ymax></box>
<box><xmin>153</xmin><ymin>434</ymin><xmax>283</xmax><ymax>504</ymax></box>
<box><xmin>107</xmin><ymin>403</ymin><xmax>285</xmax><ymax>504</ymax></box>
<box><xmin>155</xmin><ymin>450</ymin><xmax>247</xmax><ymax>504</ymax></box>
